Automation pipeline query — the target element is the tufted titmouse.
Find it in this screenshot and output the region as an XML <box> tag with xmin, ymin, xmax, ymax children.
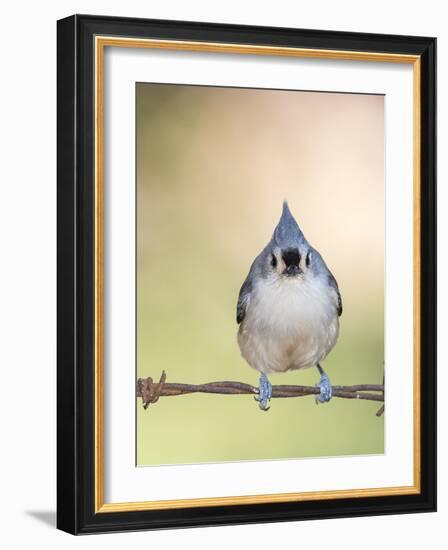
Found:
<box><xmin>237</xmin><ymin>202</ymin><xmax>342</xmax><ymax>410</ymax></box>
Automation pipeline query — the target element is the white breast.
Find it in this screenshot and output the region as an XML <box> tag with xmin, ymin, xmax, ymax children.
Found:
<box><xmin>238</xmin><ymin>275</ymin><xmax>339</xmax><ymax>375</ymax></box>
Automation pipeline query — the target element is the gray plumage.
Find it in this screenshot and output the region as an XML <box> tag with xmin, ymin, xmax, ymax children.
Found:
<box><xmin>236</xmin><ymin>202</ymin><xmax>342</xmax><ymax>408</ymax></box>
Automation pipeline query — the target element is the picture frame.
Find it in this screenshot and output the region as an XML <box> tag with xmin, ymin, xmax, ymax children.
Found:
<box><xmin>57</xmin><ymin>14</ymin><xmax>436</xmax><ymax>534</ymax></box>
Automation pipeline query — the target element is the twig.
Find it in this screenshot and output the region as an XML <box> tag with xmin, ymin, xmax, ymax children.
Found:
<box><xmin>136</xmin><ymin>371</ymin><xmax>385</xmax><ymax>413</ymax></box>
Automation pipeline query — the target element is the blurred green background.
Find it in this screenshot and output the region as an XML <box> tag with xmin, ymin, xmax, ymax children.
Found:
<box><xmin>136</xmin><ymin>83</ymin><xmax>384</xmax><ymax>466</ymax></box>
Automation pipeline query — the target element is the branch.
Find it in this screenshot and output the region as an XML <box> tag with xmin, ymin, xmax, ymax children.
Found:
<box><xmin>136</xmin><ymin>371</ymin><xmax>385</xmax><ymax>414</ymax></box>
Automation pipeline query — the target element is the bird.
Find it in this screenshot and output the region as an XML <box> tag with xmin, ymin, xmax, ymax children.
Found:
<box><xmin>236</xmin><ymin>201</ymin><xmax>342</xmax><ymax>411</ymax></box>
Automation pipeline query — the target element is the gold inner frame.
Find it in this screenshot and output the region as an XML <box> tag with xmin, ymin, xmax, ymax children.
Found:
<box><xmin>94</xmin><ymin>36</ymin><xmax>421</xmax><ymax>513</ymax></box>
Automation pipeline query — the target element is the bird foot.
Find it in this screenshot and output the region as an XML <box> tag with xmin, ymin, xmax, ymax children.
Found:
<box><xmin>315</xmin><ymin>367</ymin><xmax>332</xmax><ymax>404</ymax></box>
<box><xmin>254</xmin><ymin>374</ymin><xmax>272</xmax><ymax>411</ymax></box>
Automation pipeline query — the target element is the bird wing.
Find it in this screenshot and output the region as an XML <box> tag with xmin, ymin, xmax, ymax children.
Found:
<box><xmin>328</xmin><ymin>273</ymin><xmax>343</xmax><ymax>317</ymax></box>
<box><xmin>236</xmin><ymin>275</ymin><xmax>252</xmax><ymax>324</ymax></box>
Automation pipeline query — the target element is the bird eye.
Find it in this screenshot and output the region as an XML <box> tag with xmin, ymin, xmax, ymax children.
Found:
<box><xmin>306</xmin><ymin>251</ymin><xmax>311</xmax><ymax>267</ymax></box>
<box><xmin>271</xmin><ymin>254</ymin><xmax>277</xmax><ymax>268</ymax></box>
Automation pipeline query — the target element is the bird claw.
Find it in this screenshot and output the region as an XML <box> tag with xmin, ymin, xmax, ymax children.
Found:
<box><xmin>254</xmin><ymin>397</ymin><xmax>271</xmax><ymax>411</ymax></box>
<box><xmin>315</xmin><ymin>370</ymin><xmax>332</xmax><ymax>404</ymax></box>
<box><xmin>255</xmin><ymin>374</ymin><xmax>272</xmax><ymax>411</ymax></box>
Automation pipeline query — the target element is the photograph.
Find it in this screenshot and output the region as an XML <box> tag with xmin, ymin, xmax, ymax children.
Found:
<box><xmin>135</xmin><ymin>83</ymin><xmax>385</xmax><ymax>466</ymax></box>
<box><xmin>55</xmin><ymin>13</ymin><xmax>436</xmax><ymax>535</ymax></box>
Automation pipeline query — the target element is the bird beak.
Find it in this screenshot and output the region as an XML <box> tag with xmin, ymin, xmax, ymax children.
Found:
<box><xmin>284</xmin><ymin>265</ymin><xmax>302</xmax><ymax>277</ymax></box>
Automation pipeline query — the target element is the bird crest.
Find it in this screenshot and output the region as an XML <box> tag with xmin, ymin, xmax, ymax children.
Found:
<box><xmin>272</xmin><ymin>201</ymin><xmax>305</xmax><ymax>248</ymax></box>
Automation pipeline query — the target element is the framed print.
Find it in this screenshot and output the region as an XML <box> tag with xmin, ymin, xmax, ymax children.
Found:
<box><xmin>57</xmin><ymin>14</ymin><xmax>436</xmax><ymax>534</ymax></box>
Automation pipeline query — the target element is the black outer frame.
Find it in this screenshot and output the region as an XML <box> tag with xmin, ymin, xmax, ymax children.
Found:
<box><xmin>57</xmin><ymin>14</ymin><xmax>436</xmax><ymax>535</ymax></box>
